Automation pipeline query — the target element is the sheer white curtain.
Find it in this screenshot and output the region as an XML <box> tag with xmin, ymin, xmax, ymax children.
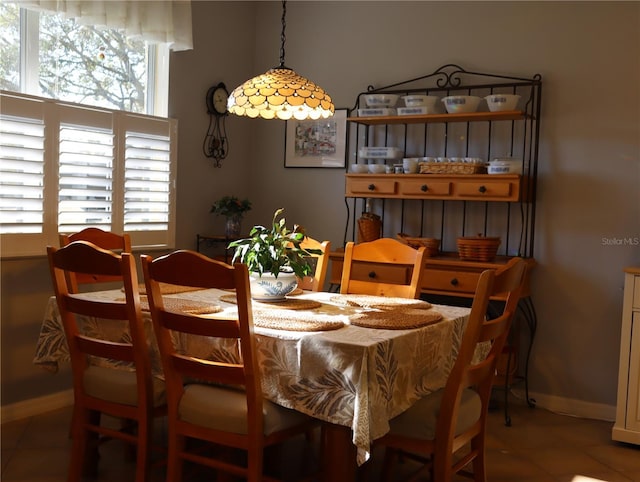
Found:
<box><xmin>18</xmin><ymin>0</ymin><xmax>193</xmax><ymax>51</ymax></box>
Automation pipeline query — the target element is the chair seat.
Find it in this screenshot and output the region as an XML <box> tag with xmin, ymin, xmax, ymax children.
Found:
<box><xmin>84</xmin><ymin>365</ymin><xmax>166</xmax><ymax>407</ymax></box>
<box><xmin>389</xmin><ymin>388</ymin><xmax>481</xmax><ymax>440</ymax></box>
<box><xmin>179</xmin><ymin>383</ymin><xmax>310</xmax><ymax>435</ymax></box>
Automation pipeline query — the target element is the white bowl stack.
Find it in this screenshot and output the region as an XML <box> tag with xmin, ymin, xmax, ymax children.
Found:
<box><xmin>441</xmin><ymin>95</ymin><xmax>482</xmax><ymax>114</ymax></box>
<box><xmin>485</xmin><ymin>94</ymin><xmax>521</xmax><ymax>112</ymax></box>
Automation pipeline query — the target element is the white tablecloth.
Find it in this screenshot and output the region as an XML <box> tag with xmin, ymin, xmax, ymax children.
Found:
<box><xmin>34</xmin><ymin>289</ymin><xmax>472</xmax><ymax>464</ymax></box>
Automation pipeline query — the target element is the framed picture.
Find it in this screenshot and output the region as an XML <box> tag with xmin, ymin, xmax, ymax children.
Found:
<box><xmin>284</xmin><ymin>108</ymin><xmax>347</xmax><ymax>168</ymax></box>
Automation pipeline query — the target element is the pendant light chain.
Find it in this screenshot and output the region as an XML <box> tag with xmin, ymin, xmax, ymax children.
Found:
<box><xmin>279</xmin><ymin>0</ymin><xmax>287</xmax><ymax>68</ymax></box>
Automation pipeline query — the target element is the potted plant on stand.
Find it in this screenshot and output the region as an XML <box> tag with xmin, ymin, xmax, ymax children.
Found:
<box><xmin>228</xmin><ymin>208</ymin><xmax>322</xmax><ymax>301</ymax></box>
<box><xmin>211</xmin><ymin>195</ymin><xmax>252</xmax><ymax>238</ymax></box>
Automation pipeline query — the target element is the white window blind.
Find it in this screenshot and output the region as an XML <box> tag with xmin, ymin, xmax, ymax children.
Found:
<box><xmin>124</xmin><ymin>130</ymin><xmax>171</xmax><ymax>231</ymax></box>
<box><xmin>58</xmin><ymin>124</ymin><xmax>114</xmax><ymax>232</ymax></box>
<box><xmin>0</xmin><ymin>115</ymin><xmax>45</xmax><ymax>233</ymax></box>
<box><xmin>0</xmin><ymin>91</ymin><xmax>176</xmax><ymax>257</ymax></box>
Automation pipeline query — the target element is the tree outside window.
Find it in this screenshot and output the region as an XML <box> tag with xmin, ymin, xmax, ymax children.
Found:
<box><xmin>0</xmin><ymin>3</ymin><xmax>165</xmax><ymax>115</ymax></box>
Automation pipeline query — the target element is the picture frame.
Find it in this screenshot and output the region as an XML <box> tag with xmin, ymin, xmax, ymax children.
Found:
<box><xmin>284</xmin><ymin>108</ymin><xmax>348</xmax><ymax>168</ymax></box>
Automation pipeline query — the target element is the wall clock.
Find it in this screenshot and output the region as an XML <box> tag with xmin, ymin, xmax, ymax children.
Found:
<box><xmin>203</xmin><ymin>82</ymin><xmax>229</xmax><ymax>167</ymax></box>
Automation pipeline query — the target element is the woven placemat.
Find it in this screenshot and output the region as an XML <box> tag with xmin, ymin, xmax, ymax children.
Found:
<box><xmin>135</xmin><ymin>283</ymin><xmax>205</xmax><ymax>295</ymax></box>
<box><xmin>253</xmin><ymin>310</ymin><xmax>344</xmax><ymax>332</ymax></box>
<box><xmin>330</xmin><ymin>294</ymin><xmax>432</xmax><ymax>310</ymax></box>
<box><xmin>218</xmin><ymin>294</ymin><xmax>321</xmax><ymax>311</ymax></box>
<box><xmin>116</xmin><ymin>296</ymin><xmax>222</xmax><ymax>314</ymax></box>
<box><xmin>349</xmin><ymin>309</ymin><xmax>443</xmax><ymax>330</ymax></box>
<box><xmin>142</xmin><ymin>296</ymin><xmax>221</xmax><ymax>314</ymax></box>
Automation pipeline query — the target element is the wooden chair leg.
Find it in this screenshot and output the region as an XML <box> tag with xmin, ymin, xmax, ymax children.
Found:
<box><xmin>166</xmin><ymin>432</ymin><xmax>185</xmax><ymax>482</ymax></box>
<box><xmin>74</xmin><ymin>409</ymin><xmax>100</xmax><ymax>481</ymax></box>
<box><xmin>380</xmin><ymin>448</ymin><xmax>397</xmax><ymax>482</ymax></box>
<box><xmin>135</xmin><ymin>416</ymin><xmax>153</xmax><ymax>482</ymax></box>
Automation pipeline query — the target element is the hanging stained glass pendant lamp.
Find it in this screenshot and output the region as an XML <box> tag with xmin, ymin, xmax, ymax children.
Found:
<box><xmin>227</xmin><ymin>0</ymin><xmax>334</xmax><ymax>121</ymax></box>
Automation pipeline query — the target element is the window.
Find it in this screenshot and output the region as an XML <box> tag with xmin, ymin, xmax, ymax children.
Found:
<box><xmin>0</xmin><ymin>91</ymin><xmax>177</xmax><ymax>257</ymax></box>
<box><xmin>0</xmin><ymin>3</ymin><xmax>168</xmax><ymax>117</ymax></box>
<box><xmin>0</xmin><ymin>3</ymin><xmax>176</xmax><ymax>257</ymax></box>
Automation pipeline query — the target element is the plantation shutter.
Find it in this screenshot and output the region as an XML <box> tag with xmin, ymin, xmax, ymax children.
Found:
<box><xmin>0</xmin><ymin>95</ymin><xmax>46</xmax><ymax>235</ymax></box>
<box><xmin>0</xmin><ymin>116</ymin><xmax>46</xmax><ymax>234</ymax></box>
<box><xmin>57</xmin><ymin>123</ymin><xmax>114</xmax><ymax>232</ymax></box>
<box><xmin>124</xmin><ymin>130</ymin><xmax>171</xmax><ymax>231</ymax></box>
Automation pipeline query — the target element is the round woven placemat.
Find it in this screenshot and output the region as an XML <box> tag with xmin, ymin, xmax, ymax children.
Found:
<box><xmin>253</xmin><ymin>310</ymin><xmax>344</xmax><ymax>332</ymax></box>
<box><xmin>330</xmin><ymin>294</ymin><xmax>432</xmax><ymax>310</ymax></box>
<box><xmin>218</xmin><ymin>294</ymin><xmax>321</xmax><ymax>311</ymax></box>
<box><xmin>136</xmin><ymin>283</ymin><xmax>205</xmax><ymax>295</ymax></box>
<box><xmin>140</xmin><ymin>296</ymin><xmax>221</xmax><ymax>314</ymax></box>
<box><xmin>349</xmin><ymin>309</ymin><xmax>443</xmax><ymax>330</ymax></box>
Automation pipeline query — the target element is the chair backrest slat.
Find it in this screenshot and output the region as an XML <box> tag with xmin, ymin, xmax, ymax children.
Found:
<box><xmin>76</xmin><ymin>335</ymin><xmax>135</xmax><ymax>362</ymax></box>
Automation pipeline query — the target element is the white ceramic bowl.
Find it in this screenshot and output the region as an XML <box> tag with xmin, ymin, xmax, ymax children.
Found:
<box><xmin>488</xmin><ymin>157</ymin><xmax>523</xmax><ymax>174</ymax></box>
<box><xmin>350</xmin><ymin>163</ymin><xmax>369</xmax><ymax>173</ymax></box>
<box><xmin>485</xmin><ymin>94</ymin><xmax>521</xmax><ymax>112</ymax></box>
<box><xmin>401</xmin><ymin>95</ymin><xmax>439</xmax><ymax>109</ymax></box>
<box><xmin>441</xmin><ymin>95</ymin><xmax>482</xmax><ymax>114</ymax></box>
<box><xmin>363</xmin><ymin>94</ymin><xmax>399</xmax><ymax>108</ymax></box>
<box><xmin>368</xmin><ymin>163</ymin><xmax>387</xmax><ymax>174</ymax></box>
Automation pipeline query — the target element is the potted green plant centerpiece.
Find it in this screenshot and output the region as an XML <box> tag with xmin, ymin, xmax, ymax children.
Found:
<box><xmin>228</xmin><ymin>208</ymin><xmax>322</xmax><ymax>301</ymax></box>
<box><xmin>211</xmin><ymin>195</ymin><xmax>252</xmax><ymax>238</ymax></box>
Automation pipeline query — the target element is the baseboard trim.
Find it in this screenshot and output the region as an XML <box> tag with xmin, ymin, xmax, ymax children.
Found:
<box><xmin>1</xmin><ymin>390</ymin><xmax>73</xmax><ymax>423</ymax></box>
<box><xmin>512</xmin><ymin>388</ymin><xmax>616</xmax><ymax>422</ymax></box>
<box><xmin>1</xmin><ymin>388</ymin><xmax>618</xmax><ymax>425</ymax></box>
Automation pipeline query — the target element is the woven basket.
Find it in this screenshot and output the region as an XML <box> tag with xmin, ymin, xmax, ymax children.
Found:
<box><xmin>357</xmin><ymin>212</ymin><xmax>382</xmax><ymax>243</ymax></box>
<box><xmin>419</xmin><ymin>162</ymin><xmax>487</xmax><ymax>175</ymax></box>
<box><xmin>397</xmin><ymin>233</ymin><xmax>440</xmax><ymax>257</ymax></box>
<box><xmin>457</xmin><ymin>235</ymin><xmax>501</xmax><ymax>262</ymax></box>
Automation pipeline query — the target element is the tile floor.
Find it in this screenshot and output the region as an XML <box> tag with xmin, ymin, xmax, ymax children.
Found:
<box><xmin>2</xmin><ymin>398</ymin><xmax>640</xmax><ymax>481</ymax></box>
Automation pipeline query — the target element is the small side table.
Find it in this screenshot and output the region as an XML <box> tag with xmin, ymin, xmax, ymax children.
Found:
<box><xmin>196</xmin><ymin>234</ymin><xmax>241</xmax><ymax>263</ymax></box>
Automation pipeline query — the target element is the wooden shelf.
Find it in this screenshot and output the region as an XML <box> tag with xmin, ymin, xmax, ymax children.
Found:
<box><xmin>347</xmin><ymin>110</ymin><xmax>527</xmax><ymax>126</ymax></box>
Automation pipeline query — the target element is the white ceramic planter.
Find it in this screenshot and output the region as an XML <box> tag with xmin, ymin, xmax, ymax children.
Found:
<box><xmin>249</xmin><ymin>271</ymin><xmax>298</xmax><ymax>302</ymax></box>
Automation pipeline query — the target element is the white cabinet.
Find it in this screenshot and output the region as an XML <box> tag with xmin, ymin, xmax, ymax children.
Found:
<box><xmin>612</xmin><ymin>267</ymin><xmax>640</xmax><ymax>444</ymax></box>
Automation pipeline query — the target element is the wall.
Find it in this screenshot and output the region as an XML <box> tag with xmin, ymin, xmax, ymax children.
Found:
<box><xmin>2</xmin><ymin>1</ymin><xmax>639</xmax><ymax>421</ymax></box>
<box><xmin>237</xmin><ymin>1</ymin><xmax>640</xmax><ymax>416</ymax></box>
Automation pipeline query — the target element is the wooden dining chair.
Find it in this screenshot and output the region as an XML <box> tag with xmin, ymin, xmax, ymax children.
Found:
<box><xmin>297</xmin><ymin>236</ymin><xmax>331</xmax><ymax>291</ymax></box>
<box><xmin>59</xmin><ymin>227</ymin><xmax>132</xmax><ymax>292</ymax></box>
<box><xmin>373</xmin><ymin>257</ymin><xmax>527</xmax><ymax>482</ymax></box>
<box><xmin>47</xmin><ymin>240</ymin><xmax>166</xmax><ymax>482</ymax></box>
<box><xmin>141</xmin><ymin>250</ymin><xmax>318</xmax><ymax>482</ymax></box>
<box><xmin>340</xmin><ymin>237</ymin><xmax>427</xmax><ymax>299</ymax></box>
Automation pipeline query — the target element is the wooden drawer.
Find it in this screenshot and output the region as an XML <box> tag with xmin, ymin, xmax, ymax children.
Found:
<box><xmin>345</xmin><ymin>174</ymin><xmax>521</xmax><ymax>202</ymax></box>
<box><xmin>455</xmin><ymin>179</ymin><xmax>519</xmax><ymax>200</ymax></box>
<box><xmin>346</xmin><ymin>177</ymin><xmax>396</xmax><ymax>197</ymax></box>
<box><xmin>399</xmin><ymin>180</ymin><xmax>451</xmax><ymax>196</ymax></box>
<box><xmin>634</xmin><ymin>275</ymin><xmax>640</xmax><ymax>309</ymax></box>
<box><xmin>329</xmin><ymin>258</ymin><xmax>409</xmax><ymax>285</ymax></box>
<box><xmin>421</xmin><ymin>268</ymin><xmax>481</xmax><ymax>296</ymax></box>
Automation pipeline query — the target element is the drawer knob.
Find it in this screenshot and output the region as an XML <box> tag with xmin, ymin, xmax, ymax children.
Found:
<box><xmin>368</xmin><ymin>184</ymin><xmax>375</xmax><ymax>191</ymax></box>
<box><xmin>368</xmin><ymin>271</ymin><xmax>377</xmax><ymax>279</ymax></box>
<box><xmin>421</xmin><ymin>184</ymin><xmax>428</xmax><ymax>192</ymax></box>
<box><xmin>478</xmin><ymin>185</ymin><xmax>487</xmax><ymax>193</ymax></box>
<box><xmin>450</xmin><ymin>278</ymin><xmax>459</xmax><ymax>286</ymax></box>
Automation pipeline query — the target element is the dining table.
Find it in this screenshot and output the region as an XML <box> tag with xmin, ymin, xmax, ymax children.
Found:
<box><xmin>34</xmin><ymin>285</ymin><xmax>474</xmax><ymax>481</ymax></box>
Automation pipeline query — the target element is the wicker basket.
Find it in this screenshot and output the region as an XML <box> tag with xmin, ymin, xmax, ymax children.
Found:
<box><xmin>397</xmin><ymin>233</ymin><xmax>440</xmax><ymax>257</ymax></box>
<box><xmin>457</xmin><ymin>235</ymin><xmax>501</xmax><ymax>262</ymax></box>
<box><xmin>357</xmin><ymin>212</ymin><xmax>382</xmax><ymax>243</ymax></box>
<box><xmin>419</xmin><ymin>162</ymin><xmax>487</xmax><ymax>175</ymax></box>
